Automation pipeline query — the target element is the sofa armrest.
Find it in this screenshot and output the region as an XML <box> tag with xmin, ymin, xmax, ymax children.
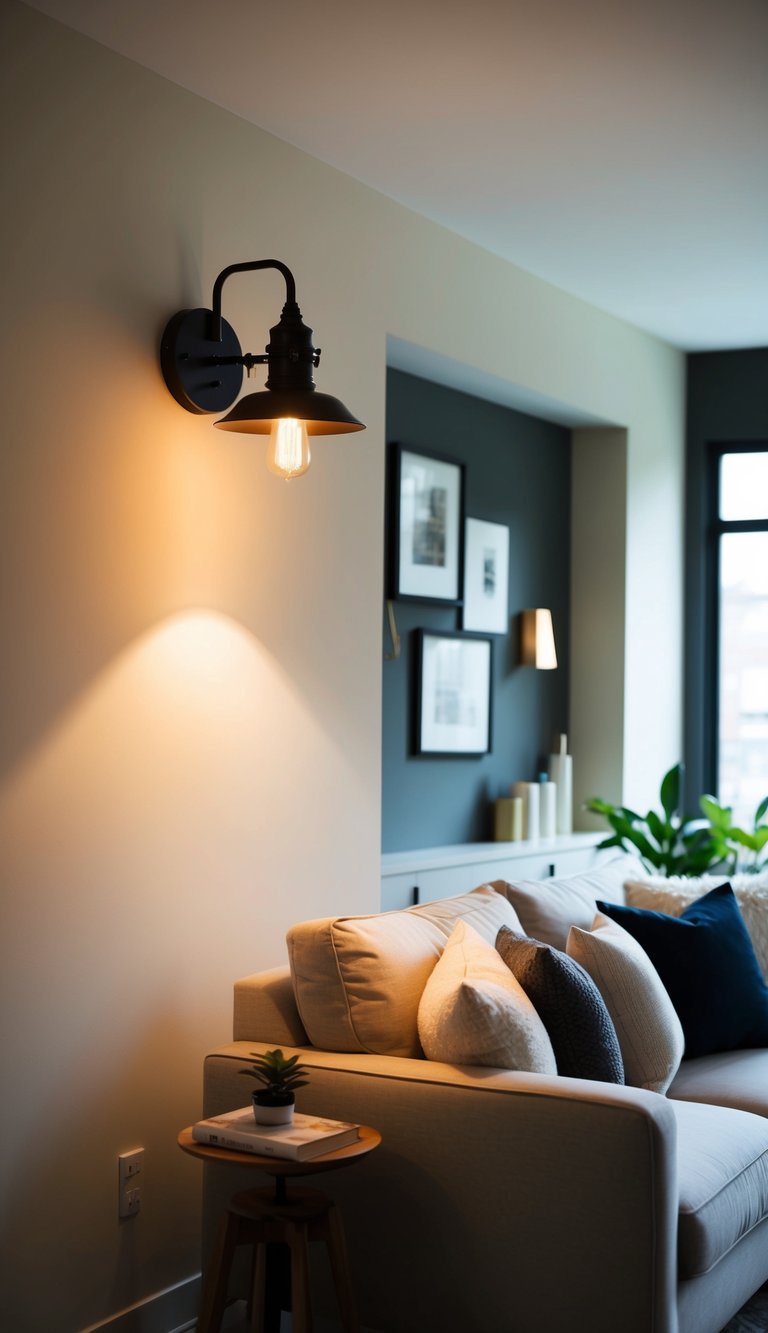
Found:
<box><xmin>202</xmin><ymin>1042</ymin><xmax>679</xmax><ymax>1333</ymax></box>
<box><xmin>232</xmin><ymin>966</ymin><xmax>308</xmax><ymax>1045</ymax></box>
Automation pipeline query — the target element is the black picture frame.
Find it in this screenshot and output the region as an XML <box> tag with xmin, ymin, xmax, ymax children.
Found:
<box><xmin>461</xmin><ymin>517</ymin><xmax>510</xmax><ymax>634</ymax></box>
<box><xmin>388</xmin><ymin>443</ymin><xmax>465</xmax><ymax>603</ymax></box>
<box><xmin>415</xmin><ymin>629</ymin><xmax>493</xmax><ymax>756</ymax></box>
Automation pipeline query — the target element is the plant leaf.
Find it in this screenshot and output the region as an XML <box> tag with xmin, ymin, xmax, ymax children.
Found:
<box><xmin>604</xmin><ymin>816</ymin><xmax>663</xmax><ymax>868</ymax></box>
<box><xmin>699</xmin><ymin>795</ymin><xmax>732</xmax><ymax>830</ymax></box>
<box><xmin>645</xmin><ymin>810</ymin><xmax>667</xmax><ymax>846</ymax></box>
<box><xmin>618</xmin><ymin>806</ymin><xmax>643</xmax><ymax>824</ymax></box>
<box><xmin>585</xmin><ymin>798</ymin><xmax>615</xmax><ymax>815</ymax></box>
<box><xmin>596</xmin><ymin>834</ymin><xmax>624</xmax><ymax>851</ymax></box>
<box><xmin>660</xmin><ymin>764</ymin><xmax>682</xmax><ymax>820</ymax></box>
<box><xmin>730</xmin><ymin>827</ymin><xmax>758</xmax><ymax>850</ymax></box>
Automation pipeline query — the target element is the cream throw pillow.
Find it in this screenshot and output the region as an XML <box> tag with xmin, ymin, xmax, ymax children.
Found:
<box><xmin>418</xmin><ymin>920</ymin><xmax>557</xmax><ymax>1073</ymax></box>
<box><xmin>567</xmin><ymin>912</ymin><xmax>684</xmax><ymax>1093</ymax></box>
<box><xmin>287</xmin><ymin>883</ymin><xmax>522</xmax><ymax>1058</ymax></box>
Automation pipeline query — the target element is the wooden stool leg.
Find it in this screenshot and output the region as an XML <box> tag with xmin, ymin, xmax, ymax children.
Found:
<box><xmin>197</xmin><ymin>1211</ymin><xmax>241</xmax><ymax>1333</ymax></box>
<box><xmin>325</xmin><ymin>1203</ymin><xmax>359</xmax><ymax>1333</ymax></box>
<box><xmin>287</xmin><ymin>1221</ymin><xmax>313</xmax><ymax>1333</ymax></box>
<box><xmin>250</xmin><ymin>1239</ymin><xmax>267</xmax><ymax>1333</ymax></box>
<box><xmin>250</xmin><ymin>1240</ymin><xmax>286</xmax><ymax>1333</ymax></box>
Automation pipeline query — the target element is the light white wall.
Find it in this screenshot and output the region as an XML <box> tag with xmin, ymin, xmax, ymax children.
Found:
<box><xmin>0</xmin><ymin>3</ymin><xmax>685</xmax><ymax>1329</ymax></box>
<box><xmin>571</xmin><ymin>428</ymin><xmax>628</xmax><ymax>825</ymax></box>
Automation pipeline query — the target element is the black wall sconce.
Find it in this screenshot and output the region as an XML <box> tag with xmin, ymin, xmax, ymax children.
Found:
<box><xmin>160</xmin><ymin>259</ymin><xmax>365</xmax><ymax>479</ymax></box>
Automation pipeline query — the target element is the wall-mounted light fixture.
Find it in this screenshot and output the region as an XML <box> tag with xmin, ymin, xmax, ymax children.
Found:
<box><xmin>160</xmin><ymin>259</ymin><xmax>365</xmax><ymax>480</ymax></box>
<box><xmin>520</xmin><ymin>608</ymin><xmax>558</xmax><ymax>669</ymax></box>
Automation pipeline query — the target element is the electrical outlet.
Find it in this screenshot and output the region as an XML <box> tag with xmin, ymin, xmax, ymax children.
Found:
<box><xmin>118</xmin><ymin>1148</ymin><xmax>144</xmax><ymax>1218</ymax></box>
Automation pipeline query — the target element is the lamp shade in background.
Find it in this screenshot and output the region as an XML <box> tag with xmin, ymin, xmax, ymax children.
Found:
<box><xmin>520</xmin><ymin>608</ymin><xmax>557</xmax><ymax>669</ymax></box>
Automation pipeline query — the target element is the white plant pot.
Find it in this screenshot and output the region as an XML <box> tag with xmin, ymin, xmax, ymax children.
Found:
<box><xmin>253</xmin><ymin>1100</ymin><xmax>294</xmax><ymax>1126</ymax></box>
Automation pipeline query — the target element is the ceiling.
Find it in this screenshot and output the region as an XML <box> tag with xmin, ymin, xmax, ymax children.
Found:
<box><xmin>23</xmin><ymin>0</ymin><xmax>768</xmax><ymax>351</ymax></box>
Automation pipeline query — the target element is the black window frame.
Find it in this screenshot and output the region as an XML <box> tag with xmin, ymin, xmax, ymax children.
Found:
<box><xmin>705</xmin><ymin>439</ymin><xmax>768</xmax><ymax>796</ymax></box>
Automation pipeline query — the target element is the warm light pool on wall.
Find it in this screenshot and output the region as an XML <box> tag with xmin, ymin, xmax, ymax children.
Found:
<box><xmin>160</xmin><ymin>259</ymin><xmax>365</xmax><ymax>479</ymax></box>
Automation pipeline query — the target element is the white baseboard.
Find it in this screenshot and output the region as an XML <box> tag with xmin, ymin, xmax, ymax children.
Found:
<box><xmin>80</xmin><ymin>1274</ymin><xmax>201</xmax><ymax>1333</ymax></box>
<box><xmin>80</xmin><ymin>1278</ymin><xmax>381</xmax><ymax>1333</ymax></box>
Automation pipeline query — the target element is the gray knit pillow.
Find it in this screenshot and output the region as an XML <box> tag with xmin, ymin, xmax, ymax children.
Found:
<box><xmin>496</xmin><ymin>926</ymin><xmax>625</xmax><ymax>1083</ymax></box>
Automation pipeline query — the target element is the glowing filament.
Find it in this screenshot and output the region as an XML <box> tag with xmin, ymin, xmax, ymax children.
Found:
<box><xmin>267</xmin><ymin>418</ymin><xmax>311</xmax><ymax>480</ymax></box>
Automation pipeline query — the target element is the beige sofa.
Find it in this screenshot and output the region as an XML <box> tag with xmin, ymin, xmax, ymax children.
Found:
<box><xmin>201</xmin><ymin>864</ymin><xmax>768</xmax><ymax>1333</ymax></box>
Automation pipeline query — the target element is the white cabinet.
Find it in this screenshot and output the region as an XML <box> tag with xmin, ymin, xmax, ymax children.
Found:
<box><xmin>381</xmin><ymin>833</ymin><xmax>605</xmax><ymax>912</ymax></box>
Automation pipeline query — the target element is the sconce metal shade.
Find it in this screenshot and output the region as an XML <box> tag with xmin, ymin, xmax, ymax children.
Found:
<box><xmin>520</xmin><ymin>608</ymin><xmax>558</xmax><ymax>669</ymax></box>
<box><xmin>215</xmin><ymin>389</ymin><xmax>364</xmax><ymax>435</ymax></box>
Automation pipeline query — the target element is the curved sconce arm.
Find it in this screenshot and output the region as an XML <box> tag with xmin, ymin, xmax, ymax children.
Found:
<box><xmin>210</xmin><ymin>259</ymin><xmax>297</xmax><ymax>342</ymax></box>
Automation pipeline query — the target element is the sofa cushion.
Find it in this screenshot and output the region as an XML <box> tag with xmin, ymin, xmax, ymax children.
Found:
<box><xmin>598</xmin><ymin>884</ymin><xmax>768</xmax><ymax>1060</ymax></box>
<box><xmin>670</xmin><ymin>1049</ymin><xmax>768</xmax><ymax>1118</ymax></box>
<box><xmin>567</xmin><ymin>912</ymin><xmax>684</xmax><ymax>1093</ymax></box>
<box><xmin>498</xmin><ymin>855</ymin><xmax>643</xmax><ymax>950</ymax></box>
<box><xmin>287</xmin><ymin>884</ymin><xmax>522</xmax><ymax>1058</ymax></box>
<box><xmin>417</xmin><ymin>920</ymin><xmax>557</xmax><ymax>1073</ymax></box>
<box><xmin>625</xmin><ymin>873</ymin><xmax>768</xmax><ymax>982</ymax></box>
<box><xmin>673</xmin><ymin>1097</ymin><xmax>768</xmax><ymax>1277</ymax></box>
<box><xmin>495</xmin><ymin>926</ymin><xmax>624</xmax><ymax>1082</ymax></box>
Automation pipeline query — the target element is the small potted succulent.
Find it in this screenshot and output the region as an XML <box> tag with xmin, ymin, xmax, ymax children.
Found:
<box><xmin>240</xmin><ymin>1048</ymin><xmax>309</xmax><ymax>1125</ymax></box>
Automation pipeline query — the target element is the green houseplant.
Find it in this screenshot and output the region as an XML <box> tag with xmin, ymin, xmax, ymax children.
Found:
<box><xmin>586</xmin><ymin>763</ymin><xmax>768</xmax><ymax>877</ymax></box>
<box><xmin>698</xmin><ymin>794</ymin><xmax>768</xmax><ymax>875</ymax></box>
<box><xmin>240</xmin><ymin>1048</ymin><xmax>309</xmax><ymax>1126</ymax></box>
<box><xmin>585</xmin><ymin>763</ymin><xmax>722</xmax><ymax>877</ymax></box>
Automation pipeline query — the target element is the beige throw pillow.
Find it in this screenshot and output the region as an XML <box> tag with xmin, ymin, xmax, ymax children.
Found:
<box><xmin>498</xmin><ymin>855</ymin><xmax>644</xmax><ymax>950</ymax></box>
<box><xmin>567</xmin><ymin>912</ymin><xmax>684</xmax><ymax>1093</ymax></box>
<box><xmin>418</xmin><ymin>920</ymin><xmax>557</xmax><ymax>1072</ymax></box>
<box><xmin>287</xmin><ymin>884</ymin><xmax>522</xmax><ymax>1058</ymax></box>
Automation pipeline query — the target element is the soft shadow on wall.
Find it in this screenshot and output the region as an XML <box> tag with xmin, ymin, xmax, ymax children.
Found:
<box><xmin>382</xmin><ymin>369</ymin><xmax>571</xmax><ymax>853</ymax></box>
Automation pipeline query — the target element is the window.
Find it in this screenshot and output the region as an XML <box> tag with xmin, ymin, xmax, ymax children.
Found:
<box><xmin>709</xmin><ymin>446</ymin><xmax>768</xmax><ymax>820</ymax></box>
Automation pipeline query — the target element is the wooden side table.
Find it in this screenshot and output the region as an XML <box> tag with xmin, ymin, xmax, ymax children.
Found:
<box><xmin>178</xmin><ymin>1124</ymin><xmax>381</xmax><ymax>1333</ymax></box>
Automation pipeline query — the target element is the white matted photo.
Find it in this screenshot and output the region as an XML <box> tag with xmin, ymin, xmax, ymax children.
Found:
<box><xmin>391</xmin><ymin>446</ymin><xmax>464</xmax><ymax>602</ymax></box>
<box><xmin>416</xmin><ymin>630</ymin><xmax>492</xmax><ymax>755</ymax></box>
<box><xmin>462</xmin><ymin>518</ymin><xmax>510</xmax><ymax>634</ymax></box>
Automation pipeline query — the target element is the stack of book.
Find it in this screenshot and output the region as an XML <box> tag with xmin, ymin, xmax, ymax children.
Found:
<box><xmin>192</xmin><ymin>1106</ymin><xmax>360</xmax><ymax>1161</ymax></box>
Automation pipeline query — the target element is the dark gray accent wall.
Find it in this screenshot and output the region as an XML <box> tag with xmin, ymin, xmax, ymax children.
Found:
<box><xmin>382</xmin><ymin>369</ymin><xmax>571</xmax><ymax>852</ymax></box>
<box><xmin>685</xmin><ymin>348</ymin><xmax>768</xmax><ymax>802</ymax></box>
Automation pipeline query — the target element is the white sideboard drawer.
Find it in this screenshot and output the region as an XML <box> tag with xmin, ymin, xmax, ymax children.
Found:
<box><xmin>382</xmin><ymin>862</ymin><xmax>499</xmax><ymax>911</ymax></box>
<box><xmin>380</xmin><ymin>835</ymin><xmax>605</xmax><ymax>911</ymax></box>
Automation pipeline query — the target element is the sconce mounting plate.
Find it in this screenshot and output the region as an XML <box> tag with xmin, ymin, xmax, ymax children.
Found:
<box><xmin>160</xmin><ymin>308</ymin><xmax>243</xmax><ymax>415</ymax></box>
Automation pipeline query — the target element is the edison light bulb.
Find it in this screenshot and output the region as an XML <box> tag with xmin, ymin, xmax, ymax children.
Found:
<box><xmin>266</xmin><ymin>417</ymin><xmax>311</xmax><ymax>480</ymax></box>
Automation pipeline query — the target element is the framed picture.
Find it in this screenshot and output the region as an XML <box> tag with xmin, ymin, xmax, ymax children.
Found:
<box><xmin>389</xmin><ymin>444</ymin><xmax>464</xmax><ymax>602</ymax></box>
<box><xmin>462</xmin><ymin>518</ymin><xmax>510</xmax><ymax>634</ymax></box>
<box><xmin>415</xmin><ymin>630</ymin><xmax>493</xmax><ymax>756</ymax></box>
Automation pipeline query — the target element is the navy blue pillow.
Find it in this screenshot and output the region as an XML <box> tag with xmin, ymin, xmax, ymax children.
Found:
<box><xmin>597</xmin><ymin>883</ymin><xmax>768</xmax><ymax>1059</ymax></box>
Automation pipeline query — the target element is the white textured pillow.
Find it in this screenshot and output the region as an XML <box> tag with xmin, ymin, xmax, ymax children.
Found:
<box><xmin>567</xmin><ymin>912</ymin><xmax>684</xmax><ymax>1093</ymax></box>
<box><xmin>418</xmin><ymin>920</ymin><xmax>557</xmax><ymax>1072</ymax></box>
<box><xmin>625</xmin><ymin>874</ymin><xmax>768</xmax><ymax>983</ymax></box>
